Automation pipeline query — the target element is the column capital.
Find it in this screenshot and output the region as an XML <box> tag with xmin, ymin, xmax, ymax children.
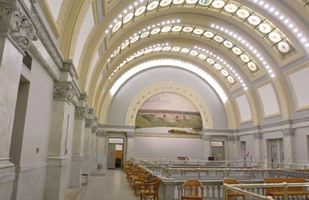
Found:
<box><xmin>126</xmin><ymin>132</ymin><xmax>135</xmax><ymax>138</ymax></box>
<box><xmin>53</xmin><ymin>81</ymin><xmax>76</xmax><ymax>103</ymax></box>
<box><xmin>202</xmin><ymin>134</ymin><xmax>211</xmax><ymax>140</ymax></box>
<box><xmin>79</xmin><ymin>92</ymin><xmax>88</xmax><ymax>102</ymax></box>
<box><xmin>91</xmin><ymin>126</ymin><xmax>97</xmax><ymax>134</ymax></box>
<box><xmin>75</xmin><ymin>106</ymin><xmax>88</xmax><ymax>120</ymax></box>
<box><xmin>85</xmin><ymin>118</ymin><xmax>95</xmax><ymax>128</ymax></box>
<box><xmin>96</xmin><ymin>130</ymin><xmax>106</xmax><ymax>137</ymax></box>
<box><xmin>2</xmin><ymin>6</ymin><xmax>38</xmax><ymax>52</ymax></box>
<box><xmin>227</xmin><ymin>135</ymin><xmax>240</xmax><ymax>141</ymax></box>
<box><xmin>282</xmin><ymin>128</ymin><xmax>295</xmax><ymax>136</ymax></box>
<box><xmin>253</xmin><ymin>132</ymin><xmax>262</xmax><ymax>139</ymax></box>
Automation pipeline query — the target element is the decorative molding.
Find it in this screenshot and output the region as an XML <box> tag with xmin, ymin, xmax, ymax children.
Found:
<box><xmin>227</xmin><ymin>136</ymin><xmax>240</xmax><ymax>141</ymax></box>
<box><xmin>79</xmin><ymin>92</ymin><xmax>88</xmax><ymax>101</ymax></box>
<box><xmin>126</xmin><ymin>132</ymin><xmax>135</xmax><ymax>138</ymax></box>
<box><xmin>282</xmin><ymin>128</ymin><xmax>295</xmax><ymax>136</ymax></box>
<box><xmin>135</xmin><ymin>133</ymin><xmax>202</xmax><ymax>139</ymax></box>
<box><xmin>53</xmin><ymin>81</ymin><xmax>76</xmax><ymax>102</ymax></box>
<box><xmin>75</xmin><ymin>106</ymin><xmax>88</xmax><ymax>120</ymax></box>
<box><xmin>30</xmin><ymin>3</ymin><xmax>63</xmax><ymax>69</ymax></box>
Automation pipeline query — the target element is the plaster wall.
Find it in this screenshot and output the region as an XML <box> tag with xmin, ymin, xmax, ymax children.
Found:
<box><xmin>107</xmin><ymin>67</ymin><xmax>228</xmax><ymax>129</ymax></box>
<box><xmin>134</xmin><ymin>137</ymin><xmax>203</xmax><ymax>159</ymax></box>
<box><xmin>294</xmin><ymin>127</ymin><xmax>309</xmax><ymax>164</ymax></box>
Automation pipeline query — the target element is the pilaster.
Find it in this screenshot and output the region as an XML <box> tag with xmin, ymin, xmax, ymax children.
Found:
<box><xmin>282</xmin><ymin>128</ymin><xmax>296</xmax><ymax>164</ymax></box>
<box><xmin>202</xmin><ymin>133</ymin><xmax>211</xmax><ymax>160</ymax></box>
<box><xmin>126</xmin><ymin>131</ymin><xmax>135</xmax><ymax>162</ymax></box>
<box><xmin>96</xmin><ymin>131</ymin><xmax>107</xmax><ymax>169</ymax></box>
<box><xmin>253</xmin><ymin>129</ymin><xmax>264</xmax><ymax>163</ymax></box>
<box><xmin>226</xmin><ymin>136</ymin><xmax>240</xmax><ymax>161</ymax></box>
<box><xmin>70</xmin><ymin>93</ymin><xmax>88</xmax><ymax>188</ymax></box>
<box><xmin>0</xmin><ymin>2</ymin><xmax>37</xmax><ymax>199</ymax></box>
<box><xmin>82</xmin><ymin>109</ymin><xmax>96</xmax><ymax>176</ymax></box>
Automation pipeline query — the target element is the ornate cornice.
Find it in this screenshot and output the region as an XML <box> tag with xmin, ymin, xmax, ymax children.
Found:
<box><xmin>75</xmin><ymin>106</ymin><xmax>88</xmax><ymax>120</ymax></box>
<box><xmin>53</xmin><ymin>82</ymin><xmax>76</xmax><ymax>102</ymax></box>
<box><xmin>282</xmin><ymin>128</ymin><xmax>295</xmax><ymax>136</ymax></box>
<box><xmin>30</xmin><ymin>3</ymin><xmax>63</xmax><ymax>69</ymax></box>
<box><xmin>62</xmin><ymin>60</ymin><xmax>76</xmax><ymax>78</ymax></box>
<box><xmin>227</xmin><ymin>136</ymin><xmax>240</xmax><ymax>141</ymax></box>
<box><xmin>79</xmin><ymin>92</ymin><xmax>88</xmax><ymax>101</ymax></box>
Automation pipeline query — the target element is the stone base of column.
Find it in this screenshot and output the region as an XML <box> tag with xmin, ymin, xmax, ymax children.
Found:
<box><xmin>0</xmin><ymin>161</ymin><xmax>15</xmax><ymax>200</ymax></box>
<box><xmin>70</xmin><ymin>156</ymin><xmax>83</xmax><ymax>188</ymax></box>
<box><xmin>82</xmin><ymin>155</ymin><xmax>91</xmax><ymax>176</ymax></box>
<box><xmin>44</xmin><ymin>157</ymin><xmax>69</xmax><ymax>200</ymax></box>
<box><xmin>12</xmin><ymin>163</ymin><xmax>46</xmax><ymax>200</ymax></box>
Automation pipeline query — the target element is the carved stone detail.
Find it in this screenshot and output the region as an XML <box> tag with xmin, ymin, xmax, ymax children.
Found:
<box><xmin>96</xmin><ymin>130</ymin><xmax>106</xmax><ymax>137</ymax></box>
<box><xmin>253</xmin><ymin>132</ymin><xmax>262</xmax><ymax>139</ymax></box>
<box><xmin>282</xmin><ymin>128</ymin><xmax>295</xmax><ymax>136</ymax></box>
<box><xmin>0</xmin><ymin>2</ymin><xmax>16</xmax><ymax>32</ymax></box>
<box><xmin>91</xmin><ymin>126</ymin><xmax>97</xmax><ymax>134</ymax></box>
<box><xmin>53</xmin><ymin>82</ymin><xmax>76</xmax><ymax>102</ymax></box>
<box><xmin>85</xmin><ymin>118</ymin><xmax>94</xmax><ymax>128</ymax></box>
<box><xmin>75</xmin><ymin>106</ymin><xmax>88</xmax><ymax>120</ymax></box>
<box><xmin>10</xmin><ymin>9</ymin><xmax>38</xmax><ymax>51</ymax></box>
<box><xmin>227</xmin><ymin>136</ymin><xmax>240</xmax><ymax>141</ymax></box>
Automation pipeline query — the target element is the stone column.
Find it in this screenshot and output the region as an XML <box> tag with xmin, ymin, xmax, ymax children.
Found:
<box><xmin>44</xmin><ymin>82</ymin><xmax>76</xmax><ymax>200</ymax></box>
<box><xmin>96</xmin><ymin>131</ymin><xmax>107</xmax><ymax>169</ymax></box>
<box><xmin>126</xmin><ymin>132</ymin><xmax>135</xmax><ymax>162</ymax></box>
<box><xmin>70</xmin><ymin>94</ymin><xmax>88</xmax><ymax>188</ymax></box>
<box><xmin>226</xmin><ymin>136</ymin><xmax>240</xmax><ymax>161</ymax></box>
<box><xmin>202</xmin><ymin>134</ymin><xmax>211</xmax><ymax>160</ymax></box>
<box><xmin>282</xmin><ymin>128</ymin><xmax>296</xmax><ymax>164</ymax></box>
<box><xmin>253</xmin><ymin>132</ymin><xmax>264</xmax><ymax>167</ymax></box>
<box><xmin>82</xmin><ymin>110</ymin><xmax>95</xmax><ymax>176</ymax></box>
<box><xmin>0</xmin><ymin>3</ymin><xmax>37</xmax><ymax>199</ymax></box>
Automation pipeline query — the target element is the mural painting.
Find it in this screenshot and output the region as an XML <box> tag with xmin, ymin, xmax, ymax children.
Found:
<box><xmin>135</xmin><ymin>92</ymin><xmax>202</xmax><ymax>132</ymax></box>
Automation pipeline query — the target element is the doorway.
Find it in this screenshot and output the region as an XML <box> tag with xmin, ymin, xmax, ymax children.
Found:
<box><xmin>268</xmin><ymin>139</ymin><xmax>283</xmax><ymax>168</ymax></box>
<box><xmin>211</xmin><ymin>141</ymin><xmax>225</xmax><ymax>161</ymax></box>
<box><xmin>240</xmin><ymin>141</ymin><xmax>246</xmax><ymax>163</ymax></box>
<box><xmin>107</xmin><ymin>138</ymin><xmax>124</xmax><ymax>169</ymax></box>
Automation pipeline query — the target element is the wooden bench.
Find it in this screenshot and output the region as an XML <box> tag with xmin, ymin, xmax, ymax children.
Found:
<box><xmin>223</xmin><ymin>178</ymin><xmax>246</xmax><ymax>200</ymax></box>
<box><xmin>264</xmin><ymin>178</ymin><xmax>309</xmax><ymax>199</ymax></box>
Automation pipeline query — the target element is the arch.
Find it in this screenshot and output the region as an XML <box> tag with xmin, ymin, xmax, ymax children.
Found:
<box><xmin>125</xmin><ymin>82</ymin><xmax>214</xmax><ymax>129</ymax></box>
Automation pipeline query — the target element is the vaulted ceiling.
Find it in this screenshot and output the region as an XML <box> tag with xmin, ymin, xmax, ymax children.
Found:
<box><xmin>39</xmin><ymin>0</ymin><xmax>309</xmax><ymax>129</ymax></box>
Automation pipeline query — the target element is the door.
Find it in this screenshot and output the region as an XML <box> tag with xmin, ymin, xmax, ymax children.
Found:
<box><xmin>107</xmin><ymin>143</ymin><xmax>116</xmax><ymax>169</ymax></box>
<box><xmin>211</xmin><ymin>141</ymin><xmax>225</xmax><ymax>161</ymax></box>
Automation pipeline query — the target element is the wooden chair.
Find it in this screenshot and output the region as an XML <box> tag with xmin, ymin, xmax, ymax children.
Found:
<box><xmin>180</xmin><ymin>180</ymin><xmax>204</xmax><ymax>200</ymax></box>
<box><xmin>223</xmin><ymin>178</ymin><xmax>246</xmax><ymax>200</ymax></box>
<box><xmin>140</xmin><ymin>178</ymin><xmax>161</xmax><ymax>200</ymax></box>
<box><xmin>134</xmin><ymin>172</ymin><xmax>152</xmax><ymax>195</ymax></box>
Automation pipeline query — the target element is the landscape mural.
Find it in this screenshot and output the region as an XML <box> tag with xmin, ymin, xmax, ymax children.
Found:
<box><xmin>135</xmin><ymin>92</ymin><xmax>202</xmax><ymax>131</ymax></box>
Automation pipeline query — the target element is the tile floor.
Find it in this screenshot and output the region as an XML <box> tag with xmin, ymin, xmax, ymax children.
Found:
<box><xmin>80</xmin><ymin>169</ymin><xmax>140</xmax><ymax>200</ymax></box>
